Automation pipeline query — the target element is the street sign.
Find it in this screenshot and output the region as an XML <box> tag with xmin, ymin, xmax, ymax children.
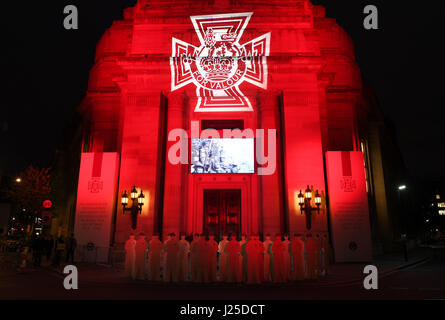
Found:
<box><xmin>43</xmin><ymin>200</ymin><xmax>52</xmax><ymax>209</ymax></box>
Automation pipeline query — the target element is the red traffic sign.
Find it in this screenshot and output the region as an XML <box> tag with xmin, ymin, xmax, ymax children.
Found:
<box><xmin>42</xmin><ymin>200</ymin><xmax>52</xmax><ymax>209</ymax></box>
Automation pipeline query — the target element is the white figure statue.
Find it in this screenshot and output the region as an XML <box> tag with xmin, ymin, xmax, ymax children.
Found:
<box><xmin>283</xmin><ymin>234</ymin><xmax>291</xmax><ymax>281</ymax></box>
<box><xmin>272</xmin><ymin>234</ymin><xmax>286</xmax><ymax>283</ymax></box>
<box><xmin>321</xmin><ymin>233</ymin><xmax>330</xmax><ymax>276</ymax></box>
<box><xmin>208</xmin><ymin>234</ymin><xmax>218</xmax><ymax>282</ymax></box>
<box><xmin>291</xmin><ymin>234</ymin><xmax>305</xmax><ymax>280</ymax></box>
<box><xmin>196</xmin><ymin>234</ymin><xmax>209</xmax><ymax>283</ymax></box>
<box><xmin>134</xmin><ymin>233</ymin><xmax>147</xmax><ymax>280</ymax></box>
<box><xmin>218</xmin><ymin>234</ymin><xmax>229</xmax><ymax>281</ymax></box>
<box><xmin>124</xmin><ymin>234</ymin><xmax>137</xmax><ymax>279</ymax></box>
<box><xmin>305</xmin><ymin>234</ymin><xmax>317</xmax><ymax>280</ymax></box>
<box><xmin>148</xmin><ymin>234</ymin><xmax>162</xmax><ymax>281</ymax></box>
<box><xmin>315</xmin><ymin>233</ymin><xmax>322</xmax><ymax>278</ymax></box>
<box><xmin>164</xmin><ymin>233</ymin><xmax>179</xmax><ymax>282</ymax></box>
<box><xmin>263</xmin><ymin>234</ymin><xmax>273</xmax><ymax>281</ymax></box>
<box><xmin>246</xmin><ymin>234</ymin><xmax>262</xmax><ymax>284</ymax></box>
<box><xmin>162</xmin><ymin>233</ymin><xmax>172</xmax><ymax>277</ymax></box>
<box><xmin>177</xmin><ymin>234</ymin><xmax>190</xmax><ymax>281</ymax></box>
<box><xmin>227</xmin><ymin>235</ymin><xmax>241</xmax><ymax>282</ymax></box>
<box><xmin>239</xmin><ymin>234</ymin><xmax>248</xmax><ymax>283</ymax></box>
<box><xmin>190</xmin><ymin>233</ymin><xmax>199</xmax><ymax>282</ymax></box>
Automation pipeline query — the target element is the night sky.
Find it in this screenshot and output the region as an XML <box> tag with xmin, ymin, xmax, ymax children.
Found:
<box><xmin>1</xmin><ymin>1</ymin><xmax>444</xmax><ymax>178</ymax></box>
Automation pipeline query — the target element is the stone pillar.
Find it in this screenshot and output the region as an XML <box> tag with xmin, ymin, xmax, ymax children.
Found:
<box><xmin>115</xmin><ymin>92</ymin><xmax>162</xmax><ymax>243</ymax></box>
<box><xmin>257</xmin><ymin>92</ymin><xmax>282</xmax><ymax>235</ymax></box>
<box><xmin>162</xmin><ymin>92</ymin><xmax>187</xmax><ymax>237</ymax></box>
<box><xmin>282</xmin><ymin>85</ymin><xmax>326</xmax><ymax>234</ymax></box>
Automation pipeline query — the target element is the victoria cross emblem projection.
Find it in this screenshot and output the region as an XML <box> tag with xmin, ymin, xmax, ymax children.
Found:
<box><xmin>170</xmin><ymin>12</ymin><xmax>271</xmax><ymax>112</ymax></box>
<box><xmin>191</xmin><ymin>138</ymin><xmax>254</xmax><ymax>173</ymax></box>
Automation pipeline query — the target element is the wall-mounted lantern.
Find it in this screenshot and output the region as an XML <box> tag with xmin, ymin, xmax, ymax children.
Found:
<box><xmin>121</xmin><ymin>185</ymin><xmax>145</xmax><ymax>230</ymax></box>
<box><xmin>297</xmin><ymin>185</ymin><xmax>322</xmax><ymax>230</ymax></box>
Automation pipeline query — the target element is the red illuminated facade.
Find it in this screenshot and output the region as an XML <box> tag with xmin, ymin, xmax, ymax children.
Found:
<box><xmin>76</xmin><ymin>0</ymin><xmax>397</xmax><ymax>260</ymax></box>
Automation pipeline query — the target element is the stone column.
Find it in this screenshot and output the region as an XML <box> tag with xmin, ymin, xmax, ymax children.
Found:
<box><xmin>282</xmin><ymin>84</ymin><xmax>326</xmax><ymax>234</ymax></box>
<box><xmin>115</xmin><ymin>92</ymin><xmax>162</xmax><ymax>243</ymax></box>
<box><xmin>162</xmin><ymin>91</ymin><xmax>187</xmax><ymax>237</ymax></box>
<box><xmin>257</xmin><ymin>92</ymin><xmax>283</xmax><ymax>235</ymax></box>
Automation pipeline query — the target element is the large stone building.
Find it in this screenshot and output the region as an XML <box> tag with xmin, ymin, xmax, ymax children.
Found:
<box><xmin>74</xmin><ymin>0</ymin><xmax>400</xmax><ymax>262</ymax></box>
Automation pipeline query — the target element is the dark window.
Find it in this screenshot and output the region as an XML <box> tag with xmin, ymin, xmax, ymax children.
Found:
<box><xmin>201</xmin><ymin>119</ymin><xmax>244</xmax><ymax>130</ymax></box>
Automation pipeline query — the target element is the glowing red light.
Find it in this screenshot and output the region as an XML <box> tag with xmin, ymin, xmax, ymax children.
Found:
<box><xmin>43</xmin><ymin>200</ymin><xmax>52</xmax><ymax>209</ymax></box>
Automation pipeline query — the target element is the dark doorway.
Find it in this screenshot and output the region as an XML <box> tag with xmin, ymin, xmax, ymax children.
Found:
<box><xmin>203</xmin><ymin>189</ymin><xmax>241</xmax><ymax>240</ymax></box>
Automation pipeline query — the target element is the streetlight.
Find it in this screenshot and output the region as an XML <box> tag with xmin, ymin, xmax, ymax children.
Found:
<box><xmin>297</xmin><ymin>185</ymin><xmax>322</xmax><ymax>230</ymax></box>
<box><xmin>396</xmin><ymin>183</ymin><xmax>409</xmax><ymax>260</ymax></box>
<box><xmin>121</xmin><ymin>186</ymin><xmax>146</xmax><ymax>230</ymax></box>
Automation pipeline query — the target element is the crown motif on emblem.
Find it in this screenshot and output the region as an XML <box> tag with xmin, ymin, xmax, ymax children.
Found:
<box><xmin>200</xmin><ymin>56</ymin><xmax>234</xmax><ymax>81</ymax></box>
<box><xmin>201</xmin><ymin>29</ymin><xmax>237</xmax><ymax>81</ymax></box>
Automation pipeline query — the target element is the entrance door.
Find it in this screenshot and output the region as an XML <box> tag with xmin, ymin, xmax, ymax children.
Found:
<box><xmin>203</xmin><ymin>189</ymin><xmax>241</xmax><ymax>240</ymax></box>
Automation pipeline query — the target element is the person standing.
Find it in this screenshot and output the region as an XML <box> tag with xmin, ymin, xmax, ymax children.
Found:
<box><xmin>305</xmin><ymin>233</ymin><xmax>317</xmax><ymax>280</ymax></box>
<box><xmin>263</xmin><ymin>234</ymin><xmax>273</xmax><ymax>281</ymax></box>
<box><xmin>65</xmin><ymin>233</ymin><xmax>77</xmax><ymax>264</ymax></box>
<box><xmin>164</xmin><ymin>233</ymin><xmax>179</xmax><ymax>282</ymax></box>
<box><xmin>162</xmin><ymin>233</ymin><xmax>172</xmax><ymax>277</ymax></box>
<box><xmin>227</xmin><ymin>234</ymin><xmax>241</xmax><ymax>283</ymax></box>
<box><xmin>44</xmin><ymin>235</ymin><xmax>53</xmax><ymax>263</ymax></box>
<box><xmin>148</xmin><ymin>234</ymin><xmax>162</xmax><ymax>281</ymax></box>
<box><xmin>321</xmin><ymin>233</ymin><xmax>330</xmax><ymax>275</ymax></box>
<box><xmin>177</xmin><ymin>233</ymin><xmax>190</xmax><ymax>282</ymax></box>
<box><xmin>196</xmin><ymin>234</ymin><xmax>209</xmax><ymax>283</ymax></box>
<box><xmin>314</xmin><ymin>234</ymin><xmax>322</xmax><ymax>278</ymax></box>
<box><xmin>239</xmin><ymin>234</ymin><xmax>248</xmax><ymax>283</ymax></box>
<box><xmin>218</xmin><ymin>234</ymin><xmax>229</xmax><ymax>281</ymax></box>
<box><xmin>207</xmin><ymin>234</ymin><xmax>218</xmax><ymax>282</ymax></box>
<box><xmin>134</xmin><ymin>233</ymin><xmax>148</xmax><ymax>280</ymax></box>
<box><xmin>124</xmin><ymin>234</ymin><xmax>137</xmax><ymax>279</ymax></box>
<box><xmin>246</xmin><ymin>234</ymin><xmax>262</xmax><ymax>284</ymax></box>
<box><xmin>32</xmin><ymin>236</ymin><xmax>43</xmax><ymax>267</ymax></box>
<box><xmin>283</xmin><ymin>234</ymin><xmax>291</xmax><ymax>281</ymax></box>
<box><xmin>255</xmin><ymin>234</ymin><xmax>265</xmax><ymax>282</ymax></box>
<box><xmin>54</xmin><ymin>236</ymin><xmax>65</xmax><ymax>267</ymax></box>
<box><xmin>272</xmin><ymin>234</ymin><xmax>286</xmax><ymax>283</ymax></box>
<box><xmin>291</xmin><ymin>233</ymin><xmax>306</xmax><ymax>280</ymax></box>
<box><xmin>190</xmin><ymin>233</ymin><xmax>200</xmax><ymax>282</ymax></box>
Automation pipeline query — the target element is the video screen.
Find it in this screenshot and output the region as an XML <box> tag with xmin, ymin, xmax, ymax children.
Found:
<box><xmin>191</xmin><ymin>138</ymin><xmax>254</xmax><ymax>173</ymax></box>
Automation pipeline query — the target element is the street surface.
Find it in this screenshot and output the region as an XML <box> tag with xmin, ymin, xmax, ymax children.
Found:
<box><xmin>0</xmin><ymin>247</ymin><xmax>444</xmax><ymax>300</ymax></box>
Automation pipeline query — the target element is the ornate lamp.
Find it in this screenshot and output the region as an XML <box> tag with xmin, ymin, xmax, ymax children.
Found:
<box><xmin>297</xmin><ymin>185</ymin><xmax>323</xmax><ymax>230</ymax></box>
<box><xmin>297</xmin><ymin>190</ymin><xmax>305</xmax><ymax>213</ymax></box>
<box><xmin>130</xmin><ymin>186</ymin><xmax>138</xmax><ymax>201</ymax></box>
<box><xmin>315</xmin><ymin>190</ymin><xmax>322</xmax><ymax>208</ymax></box>
<box><xmin>305</xmin><ymin>185</ymin><xmax>312</xmax><ymax>201</ymax></box>
<box><xmin>121</xmin><ymin>190</ymin><xmax>129</xmax><ymax>209</ymax></box>
<box><xmin>121</xmin><ymin>186</ymin><xmax>145</xmax><ymax>229</ymax></box>
<box><xmin>138</xmin><ymin>190</ymin><xmax>145</xmax><ymax>208</ymax></box>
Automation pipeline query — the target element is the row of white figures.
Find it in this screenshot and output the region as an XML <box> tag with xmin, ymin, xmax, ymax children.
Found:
<box><xmin>124</xmin><ymin>233</ymin><xmax>330</xmax><ymax>283</ymax></box>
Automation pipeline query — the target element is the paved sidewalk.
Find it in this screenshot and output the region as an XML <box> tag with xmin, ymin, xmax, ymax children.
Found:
<box><xmin>316</xmin><ymin>246</ymin><xmax>431</xmax><ymax>287</ymax></box>
<box><xmin>43</xmin><ymin>247</ymin><xmax>432</xmax><ymax>287</ymax></box>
